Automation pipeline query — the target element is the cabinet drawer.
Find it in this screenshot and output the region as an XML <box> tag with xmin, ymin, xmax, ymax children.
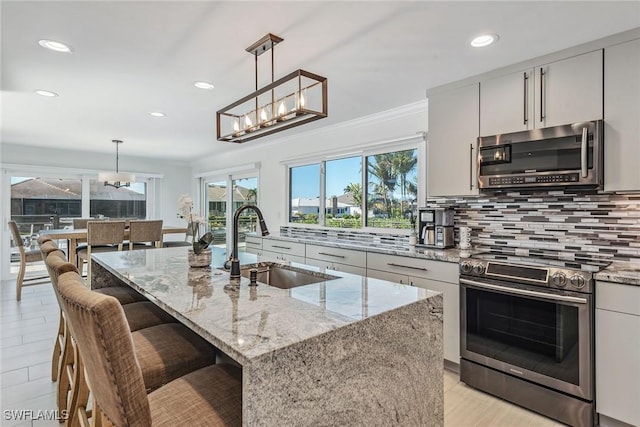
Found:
<box><xmin>305</xmin><ymin>244</ymin><xmax>366</xmax><ymax>268</ymax></box>
<box><xmin>262</xmin><ymin>239</ymin><xmax>305</xmax><ymax>256</ymax></box>
<box><xmin>366</xmin><ymin>252</ymin><xmax>458</xmax><ymax>283</ymax></box>
<box><xmin>260</xmin><ymin>250</ymin><xmax>305</xmax><ymax>264</ymax></box>
<box><xmin>245</xmin><ymin>236</ymin><xmax>263</xmax><ymax>249</ymax></box>
<box><xmin>596</xmin><ymin>281</ymin><xmax>640</xmax><ymax>315</ymax></box>
<box><xmin>366</xmin><ymin>268</ymin><xmax>410</xmax><ymax>285</ymax></box>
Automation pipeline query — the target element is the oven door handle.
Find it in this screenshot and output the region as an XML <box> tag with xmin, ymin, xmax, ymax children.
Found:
<box><xmin>460</xmin><ymin>278</ymin><xmax>588</xmax><ymax>304</ymax></box>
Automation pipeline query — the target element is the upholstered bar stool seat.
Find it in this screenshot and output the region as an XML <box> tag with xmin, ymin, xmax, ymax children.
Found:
<box><xmin>148</xmin><ymin>363</ymin><xmax>242</xmax><ymax>426</ymax></box>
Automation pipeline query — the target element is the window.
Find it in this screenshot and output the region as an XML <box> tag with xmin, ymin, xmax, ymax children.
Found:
<box><xmin>90</xmin><ymin>180</ymin><xmax>147</xmax><ymax>219</ymax></box>
<box><xmin>10</xmin><ymin>176</ymin><xmax>82</xmax><ymax>231</ymax></box>
<box><xmin>325</xmin><ymin>156</ymin><xmax>362</xmax><ymax>228</ymax></box>
<box><xmin>204</xmin><ymin>172</ymin><xmax>259</xmax><ymax>251</ymax></box>
<box><xmin>289</xmin><ymin>163</ymin><xmax>320</xmax><ymax>224</ymax></box>
<box><xmin>365</xmin><ymin>149</ymin><xmax>417</xmax><ymax>229</ymax></box>
<box><xmin>287</xmin><ymin>147</ymin><xmax>418</xmax><ymax>230</ymax></box>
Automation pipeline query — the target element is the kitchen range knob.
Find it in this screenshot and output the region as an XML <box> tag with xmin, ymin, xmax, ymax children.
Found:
<box><xmin>570</xmin><ymin>275</ymin><xmax>585</xmax><ymax>289</ymax></box>
<box><xmin>472</xmin><ymin>264</ymin><xmax>485</xmax><ymax>275</ymax></box>
<box><xmin>460</xmin><ymin>261</ymin><xmax>473</xmax><ymax>274</ymax></box>
<box><xmin>552</xmin><ymin>272</ymin><xmax>567</xmax><ymax>287</ymax></box>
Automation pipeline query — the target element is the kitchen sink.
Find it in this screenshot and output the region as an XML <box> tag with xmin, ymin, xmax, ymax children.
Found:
<box><xmin>239</xmin><ymin>262</ymin><xmax>339</xmax><ymax>289</ymax></box>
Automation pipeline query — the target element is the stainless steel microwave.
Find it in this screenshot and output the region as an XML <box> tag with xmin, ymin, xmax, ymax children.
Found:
<box><xmin>478</xmin><ymin>120</ymin><xmax>603</xmax><ymax>190</ymax></box>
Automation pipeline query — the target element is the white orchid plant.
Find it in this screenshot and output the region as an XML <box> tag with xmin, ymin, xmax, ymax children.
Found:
<box><xmin>177</xmin><ymin>194</ymin><xmax>213</xmax><ymax>254</ymax></box>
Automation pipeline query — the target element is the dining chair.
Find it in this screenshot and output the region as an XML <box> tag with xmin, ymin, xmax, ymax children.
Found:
<box><xmin>8</xmin><ymin>220</ymin><xmax>49</xmax><ymax>301</ymax></box>
<box><xmin>55</xmin><ymin>269</ymin><xmax>242</xmax><ymax>427</ymax></box>
<box><xmin>128</xmin><ymin>219</ymin><xmax>163</xmax><ymax>250</ymax></box>
<box><xmin>163</xmin><ymin>223</ymin><xmax>194</xmax><ymax>248</ymax></box>
<box><xmin>77</xmin><ymin>221</ymin><xmax>126</xmax><ymax>286</ymax></box>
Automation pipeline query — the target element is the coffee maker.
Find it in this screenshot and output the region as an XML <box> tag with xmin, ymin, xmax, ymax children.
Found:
<box><xmin>417</xmin><ymin>207</ymin><xmax>455</xmax><ymax>249</ymax></box>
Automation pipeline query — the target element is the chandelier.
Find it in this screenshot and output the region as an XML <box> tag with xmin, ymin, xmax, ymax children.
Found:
<box><xmin>98</xmin><ymin>140</ymin><xmax>135</xmax><ymax>189</ymax></box>
<box><xmin>216</xmin><ymin>33</ymin><xmax>328</xmax><ymax>143</ymax></box>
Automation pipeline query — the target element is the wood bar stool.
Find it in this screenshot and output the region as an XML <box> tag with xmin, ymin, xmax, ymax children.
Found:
<box><xmin>56</xmin><ymin>269</ymin><xmax>242</xmax><ymax>427</ymax></box>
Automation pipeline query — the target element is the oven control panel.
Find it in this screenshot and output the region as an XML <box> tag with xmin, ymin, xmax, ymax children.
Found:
<box><xmin>460</xmin><ymin>259</ymin><xmax>593</xmax><ymax>292</ymax></box>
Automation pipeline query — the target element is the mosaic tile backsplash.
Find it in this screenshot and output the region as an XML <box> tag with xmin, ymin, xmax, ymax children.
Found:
<box><xmin>427</xmin><ymin>190</ymin><xmax>640</xmax><ymax>263</ymax></box>
<box><xmin>282</xmin><ymin>191</ymin><xmax>640</xmax><ymax>263</ymax></box>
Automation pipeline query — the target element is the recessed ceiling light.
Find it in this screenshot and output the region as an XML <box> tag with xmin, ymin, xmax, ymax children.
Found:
<box><xmin>194</xmin><ymin>81</ymin><xmax>215</xmax><ymax>90</ymax></box>
<box><xmin>35</xmin><ymin>90</ymin><xmax>58</xmax><ymax>97</ymax></box>
<box><xmin>38</xmin><ymin>39</ymin><xmax>73</xmax><ymax>53</ymax></box>
<box><xmin>149</xmin><ymin>112</ymin><xmax>166</xmax><ymax>117</ymax></box>
<box><xmin>470</xmin><ymin>34</ymin><xmax>499</xmax><ymax>48</ymax></box>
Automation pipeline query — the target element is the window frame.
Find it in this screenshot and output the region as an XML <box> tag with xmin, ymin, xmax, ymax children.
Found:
<box><xmin>284</xmin><ymin>137</ymin><xmax>423</xmax><ymax>233</ymax></box>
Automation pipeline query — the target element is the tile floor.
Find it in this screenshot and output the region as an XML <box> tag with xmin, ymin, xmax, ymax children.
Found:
<box><xmin>1</xmin><ymin>269</ymin><xmax>562</xmax><ymax>427</ymax></box>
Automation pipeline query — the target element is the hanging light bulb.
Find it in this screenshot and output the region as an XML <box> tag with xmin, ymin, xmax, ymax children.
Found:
<box><xmin>299</xmin><ymin>89</ymin><xmax>307</xmax><ymax>108</ymax></box>
<box><xmin>260</xmin><ymin>106</ymin><xmax>268</xmax><ymax>124</ymax></box>
<box><xmin>233</xmin><ymin>117</ymin><xmax>240</xmax><ymax>133</ymax></box>
<box><xmin>278</xmin><ymin>99</ymin><xmax>287</xmax><ymax>118</ymax></box>
<box><xmin>244</xmin><ymin>114</ymin><xmax>253</xmax><ymax>130</ymax></box>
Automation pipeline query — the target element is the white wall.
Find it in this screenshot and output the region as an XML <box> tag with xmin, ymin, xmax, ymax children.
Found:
<box><xmin>191</xmin><ymin>100</ymin><xmax>428</xmax><ymax>233</ymax></box>
<box><xmin>1</xmin><ymin>143</ymin><xmax>192</xmax><ymax>279</ymax></box>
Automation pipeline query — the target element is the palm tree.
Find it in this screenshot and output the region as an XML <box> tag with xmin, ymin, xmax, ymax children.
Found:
<box><xmin>246</xmin><ymin>188</ymin><xmax>257</xmax><ymax>203</ymax></box>
<box><xmin>389</xmin><ymin>150</ymin><xmax>417</xmax><ymax>215</ymax></box>
<box><xmin>343</xmin><ymin>182</ymin><xmax>362</xmax><ymax>208</ymax></box>
<box><xmin>367</xmin><ymin>154</ymin><xmax>396</xmax><ymax>217</ymax></box>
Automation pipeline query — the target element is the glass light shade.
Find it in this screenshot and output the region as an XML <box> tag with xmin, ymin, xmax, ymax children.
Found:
<box><xmin>98</xmin><ymin>172</ymin><xmax>135</xmax><ymax>188</ymax></box>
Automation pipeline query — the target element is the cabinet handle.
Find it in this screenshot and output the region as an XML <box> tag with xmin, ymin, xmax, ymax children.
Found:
<box><xmin>272</xmin><ymin>245</ymin><xmax>291</xmax><ymax>250</ymax></box>
<box><xmin>523</xmin><ymin>72</ymin><xmax>528</xmax><ymax>125</ymax></box>
<box><xmin>246</xmin><ymin>241</ymin><xmax>261</xmax><ymax>246</ymax></box>
<box><xmin>539</xmin><ymin>67</ymin><xmax>545</xmax><ymax>123</ymax></box>
<box><xmin>318</xmin><ymin>252</ymin><xmax>346</xmax><ymax>259</ymax></box>
<box><xmin>469</xmin><ymin>144</ymin><xmax>474</xmax><ymax>190</ymax></box>
<box><xmin>387</xmin><ymin>262</ymin><xmax>429</xmax><ymax>272</ymax></box>
<box><xmin>580</xmin><ymin>127</ymin><xmax>588</xmax><ymax>178</ymax></box>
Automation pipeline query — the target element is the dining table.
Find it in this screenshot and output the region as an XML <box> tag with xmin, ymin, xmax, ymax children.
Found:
<box><xmin>41</xmin><ymin>225</ymin><xmax>187</xmax><ymax>267</ymax></box>
<box><xmin>89</xmin><ymin>246</ymin><xmax>444</xmax><ymax>426</ymax></box>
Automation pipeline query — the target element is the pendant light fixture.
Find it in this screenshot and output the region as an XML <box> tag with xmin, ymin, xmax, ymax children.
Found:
<box><xmin>216</xmin><ymin>33</ymin><xmax>328</xmax><ymax>143</ymax></box>
<box><xmin>98</xmin><ymin>139</ymin><xmax>135</xmax><ymax>188</ymax></box>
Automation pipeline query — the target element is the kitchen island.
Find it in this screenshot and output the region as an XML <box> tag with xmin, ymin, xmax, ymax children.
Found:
<box><xmin>91</xmin><ymin>247</ymin><xmax>444</xmax><ymax>426</ymax></box>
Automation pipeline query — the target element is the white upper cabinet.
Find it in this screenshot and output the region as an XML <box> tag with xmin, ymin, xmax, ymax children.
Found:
<box><xmin>427</xmin><ymin>83</ymin><xmax>479</xmax><ymax>197</ymax></box>
<box><xmin>537</xmin><ymin>50</ymin><xmax>603</xmax><ymax>128</ymax></box>
<box><xmin>480</xmin><ymin>50</ymin><xmax>603</xmax><ymax>136</ymax></box>
<box><xmin>480</xmin><ymin>69</ymin><xmax>534</xmax><ymax>136</ymax></box>
<box><xmin>604</xmin><ymin>38</ymin><xmax>640</xmax><ymax>192</ymax></box>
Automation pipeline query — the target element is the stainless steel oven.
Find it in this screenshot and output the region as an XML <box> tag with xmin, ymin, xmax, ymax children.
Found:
<box><xmin>459</xmin><ymin>255</ymin><xmax>603</xmax><ymax>426</ymax></box>
<box><xmin>478</xmin><ymin>120</ymin><xmax>603</xmax><ymax>190</ymax></box>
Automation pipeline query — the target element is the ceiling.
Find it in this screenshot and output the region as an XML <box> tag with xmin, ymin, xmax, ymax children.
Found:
<box><xmin>2</xmin><ymin>1</ymin><xmax>639</xmax><ymax>162</ymax></box>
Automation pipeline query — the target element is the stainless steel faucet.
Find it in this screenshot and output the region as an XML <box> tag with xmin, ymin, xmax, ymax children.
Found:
<box><xmin>229</xmin><ymin>204</ymin><xmax>269</xmax><ymax>281</ymax></box>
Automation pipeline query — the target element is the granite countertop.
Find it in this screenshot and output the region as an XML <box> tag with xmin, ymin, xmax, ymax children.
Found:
<box><xmin>259</xmin><ymin>234</ymin><xmax>477</xmax><ymax>263</ymax></box>
<box><xmin>259</xmin><ymin>235</ymin><xmax>640</xmax><ymax>286</ymax></box>
<box><xmin>92</xmin><ymin>247</ymin><xmax>441</xmax><ymax>365</ymax></box>
<box><xmin>595</xmin><ymin>262</ymin><xmax>640</xmax><ymax>286</ymax></box>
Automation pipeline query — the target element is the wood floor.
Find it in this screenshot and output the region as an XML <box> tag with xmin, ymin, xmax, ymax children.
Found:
<box><xmin>1</xmin><ymin>269</ymin><xmax>562</xmax><ymax>427</ymax></box>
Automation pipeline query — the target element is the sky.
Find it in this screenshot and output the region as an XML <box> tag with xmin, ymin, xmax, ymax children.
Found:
<box><xmin>291</xmin><ymin>155</ymin><xmax>417</xmax><ymax>200</ymax></box>
<box><xmin>291</xmin><ymin>157</ymin><xmax>362</xmax><ymax>199</ymax></box>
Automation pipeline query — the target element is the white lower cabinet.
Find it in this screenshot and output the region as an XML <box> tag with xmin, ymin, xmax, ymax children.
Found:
<box><xmin>305</xmin><ymin>244</ymin><xmax>367</xmax><ymax>276</ymax></box>
<box><xmin>244</xmin><ymin>236</ymin><xmax>263</xmax><ymax>255</ymax></box>
<box><xmin>260</xmin><ymin>250</ymin><xmax>306</xmax><ymax>264</ymax></box>
<box><xmin>366</xmin><ymin>252</ymin><xmax>459</xmax><ymax>364</ymax></box>
<box><xmin>596</xmin><ymin>281</ymin><xmax>640</xmax><ymax>427</ymax></box>
<box><xmin>409</xmin><ymin>276</ymin><xmax>459</xmax><ymax>364</ymax></box>
<box><xmin>365</xmin><ymin>268</ymin><xmax>409</xmax><ymax>285</ymax></box>
<box><xmin>303</xmin><ymin>257</ymin><xmax>366</xmax><ymax>276</ymax></box>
